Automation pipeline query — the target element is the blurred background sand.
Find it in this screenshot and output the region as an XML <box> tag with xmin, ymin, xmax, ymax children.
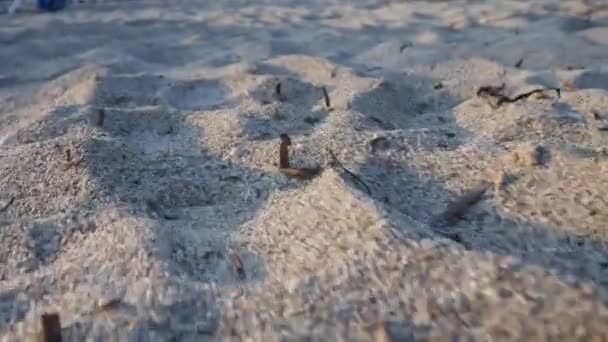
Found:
<box><xmin>1</xmin><ymin>0</ymin><xmax>608</xmax><ymax>340</ymax></box>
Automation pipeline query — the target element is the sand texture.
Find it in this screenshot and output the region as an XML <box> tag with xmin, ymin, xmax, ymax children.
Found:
<box><xmin>2</xmin><ymin>0</ymin><xmax>608</xmax><ymax>340</ymax></box>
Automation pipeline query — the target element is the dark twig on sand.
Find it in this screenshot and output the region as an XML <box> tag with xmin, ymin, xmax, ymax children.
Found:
<box><xmin>321</xmin><ymin>86</ymin><xmax>331</xmax><ymax>109</ymax></box>
<box><xmin>508</xmin><ymin>87</ymin><xmax>560</xmax><ymax>104</ymax></box>
<box><xmin>41</xmin><ymin>313</ymin><xmax>62</xmax><ymax>342</ymax></box>
<box><xmin>477</xmin><ymin>84</ymin><xmax>560</xmax><ymax>108</ymax></box>
<box><xmin>0</xmin><ymin>197</ymin><xmax>14</xmax><ymax>213</ymax></box>
<box><xmin>326</xmin><ymin>148</ymin><xmax>372</xmax><ymax>195</ymax></box>
<box><xmin>275</xmin><ymin>82</ymin><xmax>282</xmax><ymax>99</ymax></box>
<box><xmin>97</xmin><ymin>109</ymin><xmax>105</xmax><ymax>127</ymax></box>
<box><xmin>279</xmin><ymin>134</ymin><xmax>291</xmax><ymax>169</ymax></box>
<box><xmin>435</xmin><ymin>229</ymin><xmax>471</xmax><ymax>249</ymax></box>
<box><xmin>63</xmin><ymin>146</ymin><xmax>83</xmax><ymax>170</ymax></box>
<box><xmin>278</xmin><ymin>134</ymin><xmax>322</xmax><ymax>180</ymax></box>
<box><xmin>399</xmin><ymin>42</ymin><xmax>412</xmax><ymax>53</ymax></box>
<box><xmin>229</xmin><ymin>253</ymin><xmax>246</xmax><ymax>280</ymax></box>
<box><xmin>65</xmin><ymin>148</ymin><xmax>72</xmax><ymax>163</ymax></box>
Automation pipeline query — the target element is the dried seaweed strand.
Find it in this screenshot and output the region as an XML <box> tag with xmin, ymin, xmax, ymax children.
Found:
<box><xmin>506</xmin><ymin>87</ymin><xmax>560</xmax><ymax>105</ymax></box>
<box><xmin>477</xmin><ymin>84</ymin><xmax>560</xmax><ymax>107</ymax></box>
<box><xmin>326</xmin><ymin>148</ymin><xmax>371</xmax><ymax>195</ymax></box>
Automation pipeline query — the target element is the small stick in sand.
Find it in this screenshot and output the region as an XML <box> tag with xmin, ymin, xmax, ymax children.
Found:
<box><xmin>63</xmin><ymin>146</ymin><xmax>82</xmax><ymax>170</ymax></box>
<box><xmin>497</xmin><ymin>87</ymin><xmax>560</xmax><ymax>105</ymax></box>
<box><xmin>275</xmin><ymin>82</ymin><xmax>282</xmax><ymax>100</ymax></box>
<box><xmin>41</xmin><ymin>313</ymin><xmax>62</xmax><ymax>342</ymax></box>
<box><xmin>64</xmin><ymin>148</ymin><xmax>72</xmax><ymax>163</ymax></box>
<box><xmin>326</xmin><ymin>148</ymin><xmax>372</xmax><ymax>195</ymax></box>
<box><xmin>321</xmin><ymin>86</ymin><xmax>331</xmax><ymax>109</ymax></box>
<box><xmin>436</xmin><ymin>229</ymin><xmax>470</xmax><ymax>249</ymax></box>
<box><xmin>96</xmin><ymin>109</ymin><xmax>105</xmax><ymax>127</ymax></box>
<box><xmin>229</xmin><ymin>253</ymin><xmax>246</xmax><ymax>280</ymax></box>
<box><xmin>279</xmin><ymin>133</ymin><xmax>291</xmax><ymax>169</ymax></box>
<box><xmin>0</xmin><ymin>197</ymin><xmax>15</xmax><ymax>213</ymax></box>
<box><xmin>566</xmin><ymin>65</ymin><xmax>584</xmax><ymax>71</ymax></box>
<box><xmin>399</xmin><ymin>42</ymin><xmax>411</xmax><ymax>52</ymax></box>
<box><xmin>278</xmin><ymin>134</ymin><xmax>322</xmax><ymax>180</ymax></box>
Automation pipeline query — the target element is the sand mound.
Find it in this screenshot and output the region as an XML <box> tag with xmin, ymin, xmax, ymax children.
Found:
<box><xmin>2</xmin><ymin>0</ymin><xmax>608</xmax><ymax>340</ymax></box>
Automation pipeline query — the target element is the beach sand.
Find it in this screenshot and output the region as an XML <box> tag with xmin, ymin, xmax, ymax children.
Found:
<box><xmin>1</xmin><ymin>0</ymin><xmax>608</xmax><ymax>340</ymax></box>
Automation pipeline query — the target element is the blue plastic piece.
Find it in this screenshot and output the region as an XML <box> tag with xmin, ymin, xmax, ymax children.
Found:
<box><xmin>38</xmin><ymin>0</ymin><xmax>66</xmax><ymax>11</ymax></box>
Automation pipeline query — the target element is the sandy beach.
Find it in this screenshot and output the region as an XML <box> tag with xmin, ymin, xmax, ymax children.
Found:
<box><xmin>1</xmin><ymin>0</ymin><xmax>608</xmax><ymax>340</ymax></box>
